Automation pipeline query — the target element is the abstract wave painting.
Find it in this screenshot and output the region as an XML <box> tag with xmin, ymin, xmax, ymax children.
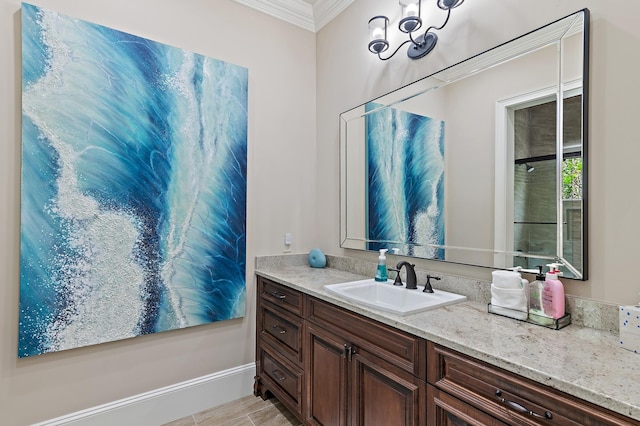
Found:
<box><xmin>366</xmin><ymin>103</ymin><xmax>445</xmax><ymax>259</ymax></box>
<box><xmin>19</xmin><ymin>3</ymin><xmax>248</xmax><ymax>357</ymax></box>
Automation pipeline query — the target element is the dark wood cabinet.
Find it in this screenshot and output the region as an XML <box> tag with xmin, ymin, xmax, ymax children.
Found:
<box><xmin>255</xmin><ymin>275</ymin><xmax>640</xmax><ymax>425</ymax></box>
<box><xmin>428</xmin><ymin>384</ymin><xmax>509</xmax><ymax>426</ymax></box>
<box><xmin>428</xmin><ymin>341</ymin><xmax>640</xmax><ymax>426</ymax></box>
<box><xmin>305</xmin><ymin>323</ymin><xmax>349</xmax><ymax>426</ymax></box>
<box><xmin>255</xmin><ymin>277</ymin><xmax>306</xmax><ymax>419</ymax></box>
<box><xmin>255</xmin><ymin>276</ymin><xmax>426</xmax><ymax>425</ymax></box>
<box><xmin>305</xmin><ymin>297</ymin><xmax>426</xmax><ymax>426</ymax></box>
<box><xmin>305</xmin><ymin>321</ymin><xmax>426</xmax><ymax>426</ymax></box>
<box><xmin>349</xmin><ymin>344</ymin><xmax>425</xmax><ymax>425</ymax></box>
<box><xmin>257</xmin><ymin>344</ymin><xmax>304</xmax><ymax>416</ymax></box>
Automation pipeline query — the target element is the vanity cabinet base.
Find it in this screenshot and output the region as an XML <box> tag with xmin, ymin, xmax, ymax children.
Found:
<box><xmin>255</xmin><ymin>276</ymin><xmax>426</xmax><ymax>425</ymax></box>
<box><xmin>255</xmin><ymin>276</ymin><xmax>640</xmax><ymax>425</ymax></box>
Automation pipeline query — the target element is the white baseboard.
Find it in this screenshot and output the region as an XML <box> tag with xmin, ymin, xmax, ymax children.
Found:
<box><xmin>34</xmin><ymin>363</ymin><xmax>256</xmax><ymax>426</ymax></box>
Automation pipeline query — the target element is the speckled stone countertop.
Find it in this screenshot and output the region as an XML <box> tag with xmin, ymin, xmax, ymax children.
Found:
<box><xmin>255</xmin><ymin>255</ymin><xmax>640</xmax><ymax>421</ymax></box>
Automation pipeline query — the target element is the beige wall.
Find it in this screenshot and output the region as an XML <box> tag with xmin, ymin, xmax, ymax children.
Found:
<box><xmin>4</xmin><ymin>0</ymin><xmax>640</xmax><ymax>423</ymax></box>
<box><xmin>0</xmin><ymin>0</ymin><xmax>316</xmax><ymax>424</ymax></box>
<box><xmin>316</xmin><ymin>0</ymin><xmax>640</xmax><ymax>304</ymax></box>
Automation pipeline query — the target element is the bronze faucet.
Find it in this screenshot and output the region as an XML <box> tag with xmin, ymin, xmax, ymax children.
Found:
<box><xmin>395</xmin><ymin>261</ymin><xmax>417</xmax><ymax>289</ymax></box>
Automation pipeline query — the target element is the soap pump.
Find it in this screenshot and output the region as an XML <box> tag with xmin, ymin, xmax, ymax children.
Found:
<box><xmin>543</xmin><ymin>267</ymin><xmax>565</xmax><ymax>319</ymax></box>
<box><xmin>528</xmin><ymin>265</ymin><xmax>555</xmax><ymax>325</ymax></box>
<box><xmin>546</xmin><ymin>262</ymin><xmax>564</xmax><ymax>277</ymax></box>
<box><xmin>374</xmin><ymin>249</ymin><xmax>389</xmax><ymax>282</ymax></box>
<box><xmin>528</xmin><ymin>266</ymin><xmax>547</xmax><ymax>315</ymax></box>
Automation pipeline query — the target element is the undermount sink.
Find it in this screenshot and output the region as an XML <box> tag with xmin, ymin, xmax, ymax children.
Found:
<box><xmin>324</xmin><ymin>279</ymin><xmax>467</xmax><ymax>316</ymax></box>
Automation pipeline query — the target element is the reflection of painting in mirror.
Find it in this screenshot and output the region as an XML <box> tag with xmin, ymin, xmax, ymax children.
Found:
<box><xmin>365</xmin><ymin>103</ymin><xmax>445</xmax><ymax>259</ymax></box>
<box><xmin>512</xmin><ymin>95</ymin><xmax>583</xmax><ymax>273</ymax></box>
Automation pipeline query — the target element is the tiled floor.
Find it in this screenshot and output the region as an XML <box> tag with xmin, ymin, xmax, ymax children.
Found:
<box><xmin>162</xmin><ymin>395</ymin><xmax>302</xmax><ymax>426</ymax></box>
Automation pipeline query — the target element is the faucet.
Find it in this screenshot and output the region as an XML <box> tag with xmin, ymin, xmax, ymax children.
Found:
<box><xmin>423</xmin><ymin>275</ymin><xmax>441</xmax><ymax>293</ymax></box>
<box><xmin>395</xmin><ymin>261</ymin><xmax>417</xmax><ymax>290</ymax></box>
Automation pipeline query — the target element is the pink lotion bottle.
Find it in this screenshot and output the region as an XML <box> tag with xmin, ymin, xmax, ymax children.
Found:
<box><xmin>542</xmin><ymin>268</ymin><xmax>565</xmax><ymax>319</ymax></box>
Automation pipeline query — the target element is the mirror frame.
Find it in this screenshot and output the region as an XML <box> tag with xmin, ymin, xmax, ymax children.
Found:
<box><xmin>340</xmin><ymin>9</ymin><xmax>589</xmax><ymax>280</ymax></box>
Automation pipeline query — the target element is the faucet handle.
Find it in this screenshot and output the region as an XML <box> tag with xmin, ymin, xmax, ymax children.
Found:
<box><xmin>387</xmin><ymin>268</ymin><xmax>403</xmax><ymax>286</ymax></box>
<box><xmin>423</xmin><ymin>274</ymin><xmax>441</xmax><ymax>293</ymax></box>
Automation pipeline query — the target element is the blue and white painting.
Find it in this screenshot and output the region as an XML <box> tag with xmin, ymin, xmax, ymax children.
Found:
<box><xmin>366</xmin><ymin>103</ymin><xmax>445</xmax><ymax>259</ymax></box>
<box><xmin>19</xmin><ymin>3</ymin><xmax>248</xmax><ymax>357</ymax></box>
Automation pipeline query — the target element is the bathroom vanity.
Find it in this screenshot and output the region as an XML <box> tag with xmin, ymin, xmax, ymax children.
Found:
<box><xmin>254</xmin><ymin>256</ymin><xmax>640</xmax><ymax>425</ymax></box>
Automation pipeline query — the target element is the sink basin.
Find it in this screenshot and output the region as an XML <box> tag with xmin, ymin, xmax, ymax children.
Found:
<box><xmin>324</xmin><ymin>279</ymin><xmax>467</xmax><ymax>316</ymax></box>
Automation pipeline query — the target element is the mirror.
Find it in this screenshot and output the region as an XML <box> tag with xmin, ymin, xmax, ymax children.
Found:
<box><xmin>340</xmin><ymin>9</ymin><xmax>588</xmax><ymax>279</ymax></box>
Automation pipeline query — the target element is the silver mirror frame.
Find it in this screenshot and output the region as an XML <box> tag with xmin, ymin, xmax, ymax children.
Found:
<box><xmin>340</xmin><ymin>9</ymin><xmax>589</xmax><ymax>280</ymax></box>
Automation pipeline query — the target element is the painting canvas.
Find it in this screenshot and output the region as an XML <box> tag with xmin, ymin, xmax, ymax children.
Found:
<box><xmin>19</xmin><ymin>3</ymin><xmax>248</xmax><ymax>357</ymax></box>
<box><xmin>365</xmin><ymin>103</ymin><xmax>445</xmax><ymax>259</ymax></box>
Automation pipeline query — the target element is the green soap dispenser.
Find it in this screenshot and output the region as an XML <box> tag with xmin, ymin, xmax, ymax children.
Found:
<box><xmin>374</xmin><ymin>249</ymin><xmax>389</xmax><ymax>282</ymax></box>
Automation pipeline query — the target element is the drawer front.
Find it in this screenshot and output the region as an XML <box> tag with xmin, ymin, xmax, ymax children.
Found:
<box><xmin>259</xmin><ymin>346</ymin><xmax>303</xmax><ymax>418</ymax></box>
<box><xmin>428</xmin><ymin>342</ymin><xmax>640</xmax><ymax>426</ymax></box>
<box><xmin>259</xmin><ymin>277</ymin><xmax>303</xmax><ymax>316</ymax></box>
<box><xmin>307</xmin><ymin>296</ymin><xmax>426</xmax><ymax>379</ymax></box>
<box><xmin>427</xmin><ymin>384</ymin><xmax>509</xmax><ymax>426</ymax></box>
<box><xmin>260</xmin><ymin>302</ymin><xmax>303</xmax><ymax>364</ymax></box>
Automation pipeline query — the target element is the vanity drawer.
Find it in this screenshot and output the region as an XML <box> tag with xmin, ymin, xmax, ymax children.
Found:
<box><xmin>259</xmin><ymin>301</ymin><xmax>304</xmax><ymax>365</ymax></box>
<box><xmin>307</xmin><ymin>296</ymin><xmax>426</xmax><ymax>379</ymax></box>
<box><xmin>258</xmin><ymin>276</ymin><xmax>303</xmax><ymax>316</ymax></box>
<box><xmin>428</xmin><ymin>342</ymin><xmax>640</xmax><ymax>426</ymax></box>
<box><xmin>258</xmin><ymin>346</ymin><xmax>304</xmax><ymax>418</ymax></box>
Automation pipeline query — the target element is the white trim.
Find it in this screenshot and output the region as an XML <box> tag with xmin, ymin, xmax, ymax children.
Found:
<box><xmin>494</xmin><ymin>80</ymin><xmax>582</xmax><ymax>270</ymax></box>
<box><xmin>232</xmin><ymin>0</ymin><xmax>355</xmax><ymax>32</ymax></box>
<box><xmin>234</xmin><ymin>0</ymin><xmax>315</xmax><ymax>31</ymax></box>
<box><xmin>494</xmin><ymin>86</ymin><xmax>557</xmax><ymax>269</ymax></box>
<box><xmin>33</xmin><ymin>363</ymin><xmax>256</xmax><ymax>426</ymax></box>
<box><xmin>313</xmin><ymin>0</ymin><xmax>355</xmax><ymax>31</ymax></box>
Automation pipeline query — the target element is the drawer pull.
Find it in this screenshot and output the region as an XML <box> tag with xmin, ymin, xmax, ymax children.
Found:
<box><xmin>495</xmin><ymin>390</ymin><xmax>552</xmax><ymax>420</ymax></box>
<box><xmin>271</xmin><ymin>369</ymin><xmax>287</xmax><ymax>381</ymax></box>
<box><xmin>271</xmin><ymin>291</ymin><xmax>287</xmax><ymax>300</ymax></box>
<box><xmin>272</xmin><ymin>324</ymin><xmax>287</xmax><ymax>334</ymax></box>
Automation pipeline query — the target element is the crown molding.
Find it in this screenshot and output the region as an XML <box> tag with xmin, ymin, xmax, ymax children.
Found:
<box><xmin>313</xmin><ymin>0</ymin><xmax>354</xmax><ymax>30</ymax></box>
<box><xmin>234</xmin><ymin>0</ymin><xmax>315</xmax><ymax>31</ymax></box>
<box><xmin>233</xmin><ymin>0</ymin><xmax>355</xmax><ymax>32</ymax></box>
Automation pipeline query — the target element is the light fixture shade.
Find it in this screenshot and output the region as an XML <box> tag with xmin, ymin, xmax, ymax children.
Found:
<box><xmin>399</xmin><ymin>0</ymin><xmax>422</xmax><ymax>33</ymax></box>
<box><xmin>437</xmin><ymin>0</ymin><xmax>464</xmax><ymax>10</ymax></box>
<box><xmin>368</xmin><ymin>16</ymin><xmax>389</xmax><ymax>54</ymax></box>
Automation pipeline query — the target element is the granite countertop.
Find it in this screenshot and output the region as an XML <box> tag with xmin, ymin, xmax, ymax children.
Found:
<box><xmin>256</xmin><ymin>262</ymin><xmax>640</xmax><ymax>421</ymax></box>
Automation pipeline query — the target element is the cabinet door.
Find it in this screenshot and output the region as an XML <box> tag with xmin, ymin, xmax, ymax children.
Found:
<box><xmin>428</xmin><ymin>384</ymin><xmax>508</xmax><ymax>426</ymax></box>
<box><xmin>305</xmin><ymin>324</ymin><xmax>349</xmax><ymax>426</ymax></box>
<box><xmin>351</xmin><ymin>347</ymin><xmax>426</xmax><ymax>426</ymax></box>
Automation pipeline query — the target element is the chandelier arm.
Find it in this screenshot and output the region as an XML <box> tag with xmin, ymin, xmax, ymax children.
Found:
<box><xmin>409</xmin><ymin>31</ymin><xmax>422</xmax><ymax>45</ymax></box>
<box><xmin>377</xmin><ymin>39</ymin><xmax>413</xmax><ymax>61</ymax></box>
<box><xmin>419</xmin><ymin>6</ymin><xmax>452</xmax><ymax>42</ymax></box>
